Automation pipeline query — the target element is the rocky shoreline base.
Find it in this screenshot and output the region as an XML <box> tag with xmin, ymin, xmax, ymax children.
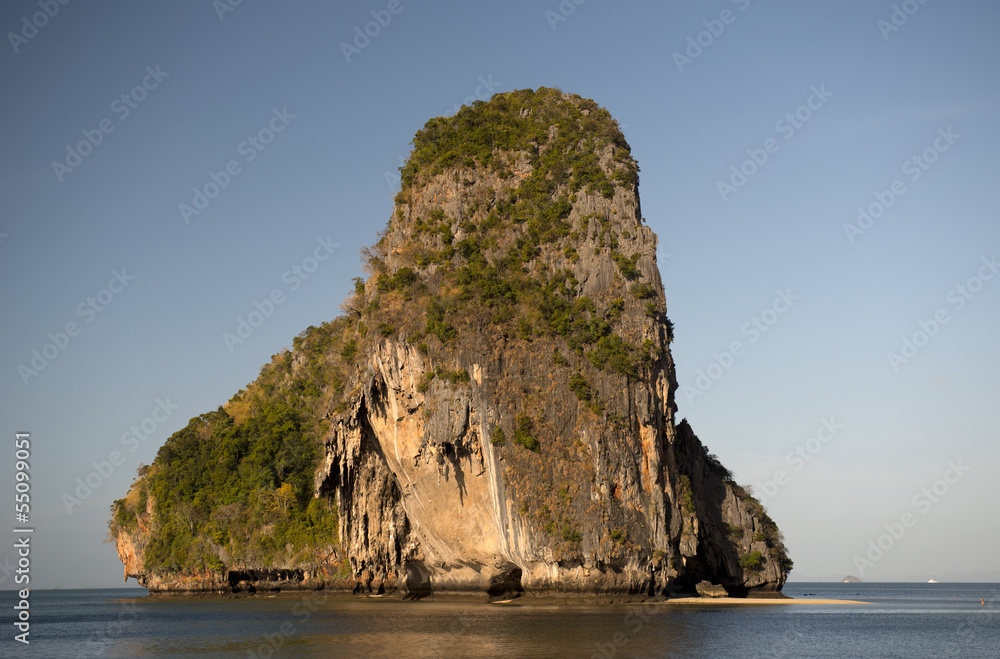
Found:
<box><xmin>134</xmin><ymin>588</ymin><xmax>866</xmax><ymax>606</ymax></box>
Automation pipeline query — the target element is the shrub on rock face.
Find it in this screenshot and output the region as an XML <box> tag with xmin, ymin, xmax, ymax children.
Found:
<box><xmin>513</xmin><ymin>414</ymin><xmax>540</xmax><ymax>452</ymax></box>
<box><xmin>568</xmin><ymin>372</ymin><xmax>591</xmax><ymax>401</ymax></box>
<box><xmin>110</xmin><ymin>87</ymin><xmax>791</xmax><ymax>597</ymax></box>
<box><xmin>739</xmin><ymin>551</ymin><xmax>764</xmax><ymax>572</ymax></box>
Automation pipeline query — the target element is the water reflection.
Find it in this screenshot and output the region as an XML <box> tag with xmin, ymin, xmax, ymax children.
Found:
<box><xmin>28</xmin><ymin>585</ymin><xmax>1000</xmax><ymax>658</ymax></box>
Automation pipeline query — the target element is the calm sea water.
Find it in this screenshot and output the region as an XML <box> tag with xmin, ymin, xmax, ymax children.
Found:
<box><xmin>4</xmin><ymin>582</ymin><xmax>999</xmax><ymax>658</ymax></box>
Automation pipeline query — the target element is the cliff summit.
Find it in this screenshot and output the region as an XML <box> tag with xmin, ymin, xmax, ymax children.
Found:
<box><xmin>110</xmin><ymin>87</ymin><xmax>791</xmax><ymax>599</ymax></box>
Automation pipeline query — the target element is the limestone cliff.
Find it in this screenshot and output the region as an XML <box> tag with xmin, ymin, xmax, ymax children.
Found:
<box><xmin>111</xmin><ymin>87</ymin><xmax>790</xmax><ymax>598</ymax></box>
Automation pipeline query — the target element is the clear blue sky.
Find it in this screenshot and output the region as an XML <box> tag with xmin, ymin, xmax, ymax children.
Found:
<box><xmin>1</xmin><ymin>1</ymin><xmax>997</xmax><ymax>589</ymax></box>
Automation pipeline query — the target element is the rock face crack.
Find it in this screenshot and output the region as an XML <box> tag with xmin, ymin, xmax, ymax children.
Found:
<box><xmin>311</xmin><ymin>163</ymin><xmax>789</xmax><ymax>596</ymax></box>
<box><xmin>113</xmin><ymin>88</ymin><xmax>790</xmax><ymax>599</ymax></box>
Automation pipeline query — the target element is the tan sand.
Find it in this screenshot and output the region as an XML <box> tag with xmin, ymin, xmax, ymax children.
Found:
<box><xmin>666</xmin><ymin>597</ymin><xmax>868</xmax><ymax>605</ymax></box>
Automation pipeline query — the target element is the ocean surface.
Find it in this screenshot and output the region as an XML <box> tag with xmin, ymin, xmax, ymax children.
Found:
<box><xmin>5</xmin><ymin>582</ymin><xmax>999</xmax><ymax>658</ymax></box>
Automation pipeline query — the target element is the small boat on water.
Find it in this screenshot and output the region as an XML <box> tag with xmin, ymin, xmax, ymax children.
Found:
<box><xmin>927</xmin><ymin>579</ymin><xmax>939</xmax><ymax>583</ymax></box>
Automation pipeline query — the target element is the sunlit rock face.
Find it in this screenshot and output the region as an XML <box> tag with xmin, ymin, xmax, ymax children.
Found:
<box><xmin>313</xmin><ymin>89</ymin><xmax>790</xmax><ymax>598</ymax></box>
<box><xmin>114</xmin><ymin>88</ymin><xmax>790</xmax><ymax>598</ymax></box>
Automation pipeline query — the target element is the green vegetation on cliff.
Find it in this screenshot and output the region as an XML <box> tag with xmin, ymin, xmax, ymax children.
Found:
<box><xmin>738</xmin><ymin>485</ymin><xmax>794</xmax><ymax>573</ymax></box>
<box><xmin>398</xmin><ymin>87</ymin><xmax>636</xmax><ymax>194</ymax></box>
<box><xmin>110</xmin><ymin>320</ymin><xmax>357</xmax><ymax>576</ymax></box>
<box><xmin>109</xmin><ymin>87</ymin><xmax>697</xmax><ymax>581</ymax></box>
<box><xmin>359</xmin><ymin>88</ymin><xmax>668</xmax><ymax>554</ymax></box>
<box><xmin>363</xmin><ymin>88</ymin><xmax>663</xmax><ymax>407</ymax></box>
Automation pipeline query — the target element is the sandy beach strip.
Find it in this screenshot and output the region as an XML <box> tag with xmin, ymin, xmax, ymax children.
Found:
<box><xmin>665</xmin><ymin>597</ymin><xmax>868</xmax><ymax>605</ymax></box>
